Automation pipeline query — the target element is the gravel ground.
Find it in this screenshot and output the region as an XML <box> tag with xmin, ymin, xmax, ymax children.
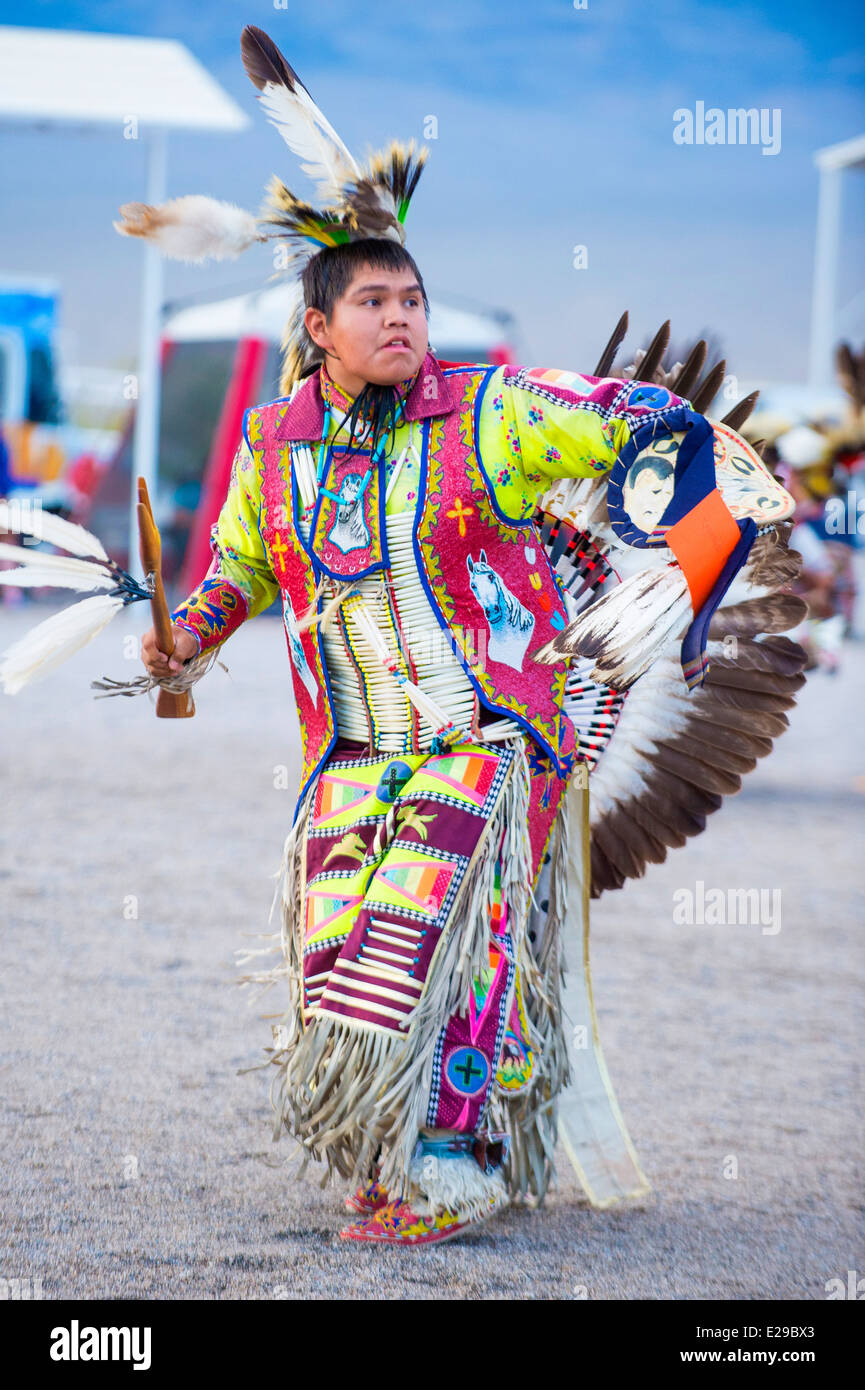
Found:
<box><xmin>1</xmin><ymin>596</ymin><xmax>862</xmax><ymax>1301</ymax></box>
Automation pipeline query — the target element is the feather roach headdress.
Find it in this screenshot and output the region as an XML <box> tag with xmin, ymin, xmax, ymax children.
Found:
<box><xmin>114</xmin><ymin>25</ymin><xmax>428</xmax><ymax>392</ymax></box>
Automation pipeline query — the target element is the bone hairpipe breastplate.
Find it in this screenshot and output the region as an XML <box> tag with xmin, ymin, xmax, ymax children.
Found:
<box><xmin>292</xmin><ymin>422</ymin><xmax>521</xmax><ymax>752</ymax></box>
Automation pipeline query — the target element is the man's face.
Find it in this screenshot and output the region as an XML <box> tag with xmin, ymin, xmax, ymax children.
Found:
<box><xmin>304</xmin><ymin>263</ymin><xmax>429</xmax><ymax>388</ymax></box>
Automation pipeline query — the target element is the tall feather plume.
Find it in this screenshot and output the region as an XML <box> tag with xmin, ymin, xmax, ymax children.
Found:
<box><xmin>114</xmin><ymin>196</ymin><xmax>263</xmax><ymax>264</ymax></box>
<box><xmin>241</xmin><ymin>25</ymin><xmax>359</xmax><ymax>204</ymax></box>
<box><xmin>263</xmin><ymin>141</ymin><xmax>428</xmax><ymax>390</ymax></box>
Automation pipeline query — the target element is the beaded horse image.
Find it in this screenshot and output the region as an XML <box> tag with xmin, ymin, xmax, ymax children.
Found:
<box><xmin>466</xmin><ymin>549</ymin><xmax>535</xmax><ymax>670</ymax></box>
<box><xmin>327</xmin><ymin>471</ymin><xmax>372</xmax><ymax>554</ymax></box>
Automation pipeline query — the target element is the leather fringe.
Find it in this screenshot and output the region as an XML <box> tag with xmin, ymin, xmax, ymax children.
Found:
<box><xmin>258</xmin><ymin>735</ymin><xmax>536</xmax><ymax>1198</ymax></box>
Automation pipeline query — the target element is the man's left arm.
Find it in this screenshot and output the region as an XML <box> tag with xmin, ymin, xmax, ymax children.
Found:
<box><xmin>477</xmin><ymin>363</ymin><xmax>696</xmax><ymax>519</ymax></box>
<box><xmin>478</xmin><ymin>364</ymin><xmax>778</xmax><ymax>689</ymax></box>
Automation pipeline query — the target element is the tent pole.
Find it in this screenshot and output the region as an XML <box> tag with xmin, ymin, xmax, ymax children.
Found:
<box><xmin>128</xmin><ymin>127</ymin><xmax>167</xmax><ymax>599</ymax></box>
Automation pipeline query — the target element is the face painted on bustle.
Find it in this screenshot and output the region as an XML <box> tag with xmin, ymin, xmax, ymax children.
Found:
<box><xmin>621</xmin><ymin>441</ymin><xmax>677</xmax><ymax>533</ymax></box>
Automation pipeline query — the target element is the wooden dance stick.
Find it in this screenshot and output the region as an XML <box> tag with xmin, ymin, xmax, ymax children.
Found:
<box><xmin>137</xmin><ymin>476</ymin><xmax>195</xmax><ymax>719</ymax></box>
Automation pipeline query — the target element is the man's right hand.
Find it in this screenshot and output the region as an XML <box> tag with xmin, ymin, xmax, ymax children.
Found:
<box><xmin>141</xmin><ymin>624</ymin><xmax>200</xmax><ymax>679</ymax></box>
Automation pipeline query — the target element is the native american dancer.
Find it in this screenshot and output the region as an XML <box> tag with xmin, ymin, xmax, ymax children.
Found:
<box><xmin>0</xmin><ymin>26</ymin><xmax>807</xmax><ymax>1248</ymax></box>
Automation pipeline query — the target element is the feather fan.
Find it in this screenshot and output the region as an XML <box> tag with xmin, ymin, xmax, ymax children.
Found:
<box><xmin>0</xmin><ymin>508</ymin><xmax>155</xmax><ymax>695</ymax></box>
<box><xmin>0</xmin><ymin>541</ymin><xmax>113</xmax><ymax>582</ymax></box>
<box><xmin>0</xmin><ymin>595</ymin><xmax>125</xmax><ymax>694</ymax></box>
<box><xmin>0</xmin><ymin>565</ymin><xmax>115</xmax><ymax>593</ymax></box>
<box><xmin>0</xmin><ymin>503</ymin><xmax>109</xmax><ymax>562</ymax></box>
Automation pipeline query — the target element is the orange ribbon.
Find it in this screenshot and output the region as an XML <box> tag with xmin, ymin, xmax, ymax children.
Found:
<box><xmin>664</xmin><ymin>489</ymin><xmax>741</xmax><ymax>614</ymax></box>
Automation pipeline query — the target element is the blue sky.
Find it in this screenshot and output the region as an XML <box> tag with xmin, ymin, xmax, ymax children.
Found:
<box><xmin>1</xmin><ymin>0</ymin><xmax>863</xmax><ymax>382</ymax></box>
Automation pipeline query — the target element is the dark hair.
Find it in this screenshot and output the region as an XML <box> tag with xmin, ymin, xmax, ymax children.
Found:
<box><xmin>301</xmin><ymin>238</ymin><xmax>429</xmax><ymax>335</ymax></box>
<box><xmin>624</xmin><ymin>455</ymin><xmax>675</xmax><ymax>488</ymax></box>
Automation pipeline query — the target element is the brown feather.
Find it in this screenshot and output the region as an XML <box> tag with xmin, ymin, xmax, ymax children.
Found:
<box><xmin>591</xmin><ymin>814</ymin><xmax>648</xmax><ymax>883</ymax></box>
<box><xmin>675</xmin><ymin>713</ymin><xmax>774</xmax><ymax>760</ymax></box>
<box><xmin>745</xmin><ymin>543</ymin><xmax>802</xmax><ymax>591</ymax></box>
<box><xmin>706</xmin><ymin>656</ymin><xmax>805</xmax><ymax>693</ymax></box>
<box><xmin>637</xmin><ymin>320</ymin><xmax>671</xmax><ymax>382</ymax></box>
<box><xmin>639</xmin><ymin>765</ymin><xmax>723</xmax><ymax>820</ymax></box>
<box><xmin>709</xmin><ymin>637</ymin><xmax>807</xmax><ymax>678</ymax></box>
<box><xmin>624</xmin><ymin>794</ymin><xmax>689</xmax><ymax>849</ymax></box>
<box><xmin>605</xmin><ymin>805</ymin><xmax>670</xmax><ymax>864</ymax></box>
<box><xmin>593</xmin><ymin>311</ymin><xmax>629</xmax><ymax>377</ymax></box>
<box><xmin>341</xmin><ymin>179</ymin><xmax>402</xmax><ymax>238</ymax></box>
<box><xmin>687</xmin><ymin>695</ymin><xmax>790</xmax><ymax>738</ymax></box>
<box><xmin>684</xmin><ymin>719</ymin><xmax>774</xmax><ymax>761</ymax></box>
<box><xmin>590</xmin><ymin>842</ymin><xmax>626</xmax><ymax>896</ymax></box>
<box><xmin>670</xmin><ymin>340</ymin><xmax>708</xmax><ymax>398</ymax></box>
<box><xmin>241</xmin><ymin>24</ymin><xmax>303</xmax><ymax>95</ymax></box>
<box><xmin>690</xmin><ymin>360</ymin><xmax>727</xmax><ymax>413</ymax></box>
<box><xmin>652</xmin><ymin>743</ymin><xmax>742</xmax><ymax>795</ymax></box>
<box><xmin>710</xmin><ymin>594</ymin><xmax>806</xmax><ymax>639</ymax></box>
<box><xmin>721</xmin><ymin>390</ymin><xmax>760</xmax><ymax>432</ymax></box>
<box><xmin>657</xmin><ymin>731</ymin><xmax>758</xmax><ymax>777</ymax></box>
<box><xmin>700</xmin><ymin>678</ymin><xmax>799</xmax><ymax>714</ymax></box>
<box><xmin>114</xmin><ymin>202</ymin><xmax>165</xmax><ymax>239</ymax></box>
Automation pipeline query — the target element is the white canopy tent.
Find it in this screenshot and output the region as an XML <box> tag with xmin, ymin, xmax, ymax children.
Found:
<box><xmin>0</xmin><ymin>24</ymin><xmax>249</xmax><ymax>567</ymax></box>
<box><xmin>809</xmin><ymin>131</ymin><xmax>865</xmax><ymax>389</ymax></box>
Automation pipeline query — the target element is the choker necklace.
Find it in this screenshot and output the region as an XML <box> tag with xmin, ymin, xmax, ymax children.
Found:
<box><xmin>321</xmin><ymin>365</ymin><xmax>416</xmax><ymax>458</ymax></box>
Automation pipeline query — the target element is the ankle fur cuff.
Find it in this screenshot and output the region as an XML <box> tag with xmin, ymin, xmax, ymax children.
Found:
<box><xmin>408</xmin><ymin>1150</ymin><xmax>509</xmax><ymax>1221</ymax></box>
